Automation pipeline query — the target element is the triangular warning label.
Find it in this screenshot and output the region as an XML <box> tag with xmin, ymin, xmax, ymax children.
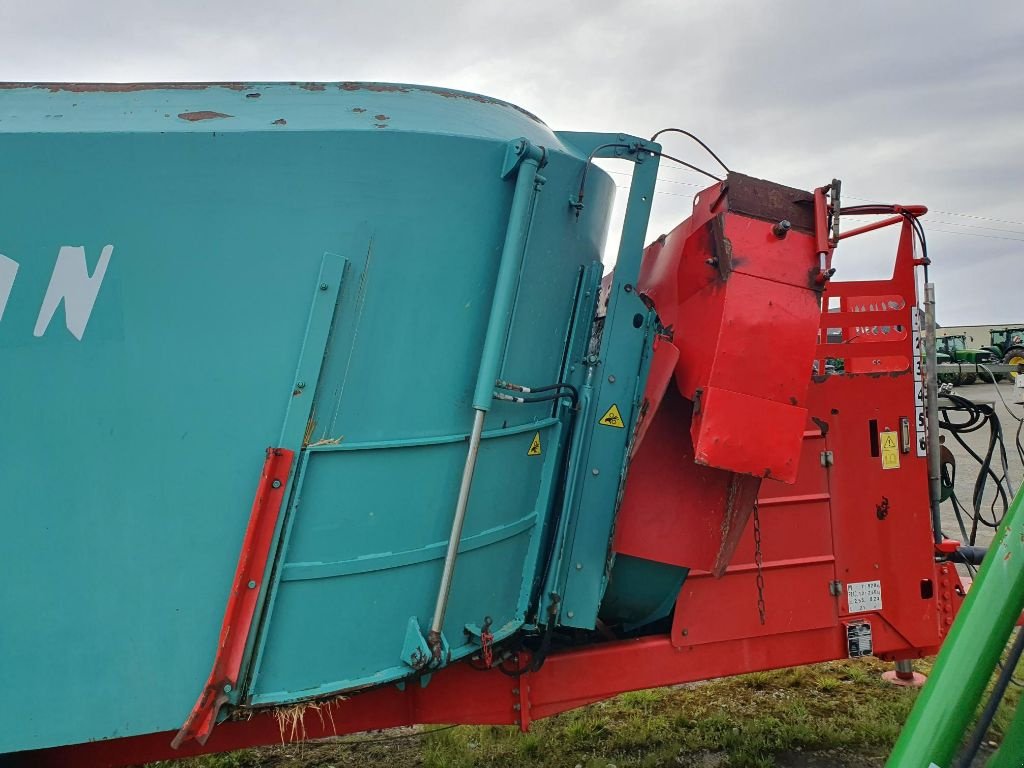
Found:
<box><xmin>528</xmin><ymin>432</ymin><xmax>542</xmax><ymax>456</ymax></box>
<box><xmin>599</xmin><ymin>404</ymin><xmax>625</xmax><ymax>428</ymax></box>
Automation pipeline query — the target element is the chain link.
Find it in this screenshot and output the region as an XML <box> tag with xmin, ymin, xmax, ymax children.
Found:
<box><xmin>753</xmin><ymin>498</ymin><xmax>766</xmax><ymax>625</ymax></box>
<box><xmin>481</xmin><ymin>616</ymin><xmax>494</xmax><ymax>668</ymax></box>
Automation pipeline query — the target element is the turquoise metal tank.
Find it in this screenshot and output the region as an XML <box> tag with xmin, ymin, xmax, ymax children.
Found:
<box><xmin>0</xmin><ymin>82</ymin><xmax>665</xmax><ymax>753</ymax></box>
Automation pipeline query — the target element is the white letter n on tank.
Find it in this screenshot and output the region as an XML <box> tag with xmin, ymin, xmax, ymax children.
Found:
<box><xmin>34</xmin><ymin>245</ymin><xmax>113</xmax><ymax>340</ymax></box>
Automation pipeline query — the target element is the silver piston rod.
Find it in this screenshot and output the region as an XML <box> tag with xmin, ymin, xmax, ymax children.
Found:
<box><xmin>924</xmin><ymin>282</ymin><xmax>943</xmax><ymax>543</ymax></box>
<box><xmin>427</xmin><ymin>139</ymin><xmax>546</xmax><ymax>660</ymax></box>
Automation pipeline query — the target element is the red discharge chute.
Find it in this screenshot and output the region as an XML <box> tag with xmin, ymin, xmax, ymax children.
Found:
<box><xmin>616</xmin><ymin>172</ymin><xmax>832</xmax><ymax>574</ymax></box>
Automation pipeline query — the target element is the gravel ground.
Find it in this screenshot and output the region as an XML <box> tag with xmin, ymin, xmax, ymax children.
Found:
<box><xmin>938</xmin><ymin>380</ymin><xmax>1024</xmax><ymax>549</ymax></box>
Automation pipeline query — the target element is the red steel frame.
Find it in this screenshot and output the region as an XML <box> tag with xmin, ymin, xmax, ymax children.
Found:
<box><xmin>9</xmin><ymin>206</ymin><xmax>966</xmax><ymax>768</ymax></box>
<box><xmin>172</xmin><ymin>448</ymin><xmax>295</xmax><ymax>749</ymax></box>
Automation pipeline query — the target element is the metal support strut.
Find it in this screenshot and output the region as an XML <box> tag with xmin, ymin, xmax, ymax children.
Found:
<box><xmin>923</xmin><ymin>283</ymin><xmax>943</xmax><ymax>544</ymax></box>
<box><xmin>427</xmin><ymin>138</ymin><xmax>547</xmax><ymax>661</ymax></box>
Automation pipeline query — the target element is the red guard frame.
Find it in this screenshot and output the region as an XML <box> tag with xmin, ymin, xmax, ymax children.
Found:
<box><xmin>171</xmin><ymin>448</ymin><xmax>295</xmax><ymax>749</ymax></box>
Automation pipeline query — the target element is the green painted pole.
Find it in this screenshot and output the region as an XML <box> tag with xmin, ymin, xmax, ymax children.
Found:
<box><xmin>887</xmin><ymin>485</ymin><xmax>1024</xmax><ymax>767</ymax></box>
<box><xmin>988</xmin><ymin>689</ymin><xmax>1024</xmax><ymax>768</ymax></box>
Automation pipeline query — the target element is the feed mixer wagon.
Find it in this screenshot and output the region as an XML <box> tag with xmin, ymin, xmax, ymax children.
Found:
<box><xmin>0</xmin><ymin>82</ymin><xmax>968</xmax><ymax>766</ymax></box>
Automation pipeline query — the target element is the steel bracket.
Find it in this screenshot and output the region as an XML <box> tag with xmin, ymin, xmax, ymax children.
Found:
<box><xmin>400</xmin><ymin>617</ymin><xmax>432</xmax><ymax>671</ymax></box>
<box><xmin>501</xmin><ymin>137</ymin><xmax>547</xmax><ymax>180</ymax></box>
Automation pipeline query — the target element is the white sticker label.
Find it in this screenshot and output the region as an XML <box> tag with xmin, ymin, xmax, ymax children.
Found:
<box><xmin>912</xmin><ymin>307</ymin><xmax>928</xmax><ymax>458</ymax></box>
<box><xmin>847</xmin><ymin>580</ymin><xmax>883</xmax><ymax>613</ymax></box>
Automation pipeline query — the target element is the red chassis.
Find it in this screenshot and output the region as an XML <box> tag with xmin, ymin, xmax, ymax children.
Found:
<box><xmin>11</xmin><ymin>196</ymin><xmax>964</xmax><ymax>768</ymax></box>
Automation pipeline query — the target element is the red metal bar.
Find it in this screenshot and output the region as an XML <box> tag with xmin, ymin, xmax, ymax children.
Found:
<box><xmin>837</xmin><ymin>214</ymin><xmax>906</xmax><ymax>241</ymax></box>
<box><xmin>837</xmin><ymin>205</ymin><xmax>928</xmax><ymax>241</ymax></box>
<box><xmin>170</xmin><ymin>447</ymin><xmax>295</xmax><ymax>749</ymax></box>
<box><xmin>813</xmin><ymin>186</ymin><xmax>831</xmax><ymax>254</ymax></box>
<box><xmin>15</xmin><ymin>629</ymin><xmax>849</xmax><ymax>768</ymax></box>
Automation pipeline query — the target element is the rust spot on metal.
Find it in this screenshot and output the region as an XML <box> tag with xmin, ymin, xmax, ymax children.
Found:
<box><xmin>0</xmin><ymin>82</ymin><xmax>248</xmax><ymax>93</ymax></box>
<box><xmin>374</xmin><ymin>114</ymin><xmax>389</xmax><ymax>121</ymax></box>
<box><xmin>416</xmin><ymin>85</ymin><xmax>543</xmax><ymax>121</ymax></box>
<box><xmin>178</xmin><ymin>110</ymin><xmax>233</xmax><ymax>122</ymax></box>
<box><xmin>725</xmin><ymin>172</ymin><xmax>816</xmax><ymax>233</ymax></box>
<box><xmin>272</xmin><ymin>118</ymin><xmax>287</xmax><ymax>125</ymax></box>
<box><xmin>299</xmin><ymin>83</ymin><xmax>326</xmax><ymax>91</ymax></box>
<box><xmin>352</xmin><ymin>107</ymin><xmax>366</xmax><ymax>113</ymax></box>
<box><xmin>339</xmin><ymin>82</ymin><xmax>410</xmax><ymax>93</ymax></box>
<box><xmin>335</xmin><ymin>82</ymin><xmax>544</xmax><ymax>123</ymax></box>
<box><xmin>707</xmin><ymin>217</ymin><xmax>735</xmax><ymax>280</ymax></box>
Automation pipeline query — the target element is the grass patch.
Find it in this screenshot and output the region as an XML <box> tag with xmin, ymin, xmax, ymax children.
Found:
<box><xmin>149</xmin><ymin>657</ymin><xmax>1022</xmax><ymax>768</ymax></box>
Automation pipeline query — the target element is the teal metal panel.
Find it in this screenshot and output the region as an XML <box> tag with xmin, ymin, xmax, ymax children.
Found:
<box><xmin>247</xmin><ymin>418</ymin><xmax>562</xmax><ymax>703</ymax></box>
<box><xmin>0</xmin><ymin>83</ymin><xmax>618</xmax><ymax>753</ymax></box>
<box><xmin>547</xmin><ymin>132</ymin><xmax>662</xmax><ymax>629</ymax></box>
<box><xmin>278</xmin><ymin>252</ymin><xmax>348</xmax><ymax>450</ymax></box>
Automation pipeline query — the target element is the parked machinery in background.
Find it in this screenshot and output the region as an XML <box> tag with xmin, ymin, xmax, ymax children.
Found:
<box><xmin>936</xmin><ymin>334</ymin><xmax>999</xmax><ymax>384</ymax></box>
<box><xmin>984</xmin><ymin>327</ymin><xmax>1024</xmax><ymax>379</ymax></box>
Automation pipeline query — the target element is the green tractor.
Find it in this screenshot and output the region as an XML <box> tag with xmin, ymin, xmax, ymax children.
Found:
<box><xmin>983</xmin><ymin>326</ymin><xmax>1024</xmax><ymax>379</ymax></box>
<box><xmin>936</xmin><ymin>334</ymin><xmax>997</xmax><ymax>384</ymax></box>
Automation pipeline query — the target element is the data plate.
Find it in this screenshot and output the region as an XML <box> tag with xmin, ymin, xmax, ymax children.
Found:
<box><xmin>846</xmin><ymin>622</ymin><xmax>873</xmax><ymax>658</ymax></box>
<box><xmin>847</xmin><ymin>580</ymin><xmax>883</xmax><ymax>613</ymax></box>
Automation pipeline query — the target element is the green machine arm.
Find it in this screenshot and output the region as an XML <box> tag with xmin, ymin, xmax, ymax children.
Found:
<box><xmin>888</xmin><ymin>486</ymin><xmax>1024</xmax><ymax>766</ymax></box>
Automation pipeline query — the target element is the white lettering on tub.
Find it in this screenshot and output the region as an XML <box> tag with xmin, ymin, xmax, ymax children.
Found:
<box><xmin>34</xmin><ymin>245</ymin><xmax>113</xmax><ymax>340</ymax></box>
<box><xmin>0</xmin><ymin>253</ymin><xmax>18</xmax><ymax>322</ymax></box>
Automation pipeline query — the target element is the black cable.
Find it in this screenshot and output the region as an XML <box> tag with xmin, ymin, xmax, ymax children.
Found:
<box><xmin>495</xmin><ymin>381</ymin><xmax>580</xmax><ymax>409</ymax></box>
<box><xmin>574</xmin><ymin>143</ymin><xmax>635</xmax><ymax>215</ymax></box>
<box><xmin>649</xmin><ymin>150</ymin><xmax>722</xmax><ymax>182</ymax></box>
<box><xmin>938</xmin><ymin>394</ymin><xmax>1015</xmax><ymax>544</ymax></box>
<box><xmin>332</xmin><ymin>724</ymin><xmax>459</xmax><ymax>747</ymax></box>
<box><xmin>649</xmin><ymin>128</ymin><xmax>731</xmax><ymax>173</ymax></box>
<box><xmin>957</xmin><ymin>628</ymin><xmax>1024</xmax><ymax>767</ymax></box>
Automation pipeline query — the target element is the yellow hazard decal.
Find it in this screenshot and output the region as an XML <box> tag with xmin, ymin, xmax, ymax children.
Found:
<box><xmin>528</xmin><ymin>432</ymin><xmax>542</xmax><ymax>456</ymax></box>
<box><xmin>880</xmin><ymin>430</ymin><xmax>900</xmax><ymax>470</ymax></box>
<box><xmin>599</xmin><ymin>404</ymin><xmax>625</xmax><ymax>428</ymax></box>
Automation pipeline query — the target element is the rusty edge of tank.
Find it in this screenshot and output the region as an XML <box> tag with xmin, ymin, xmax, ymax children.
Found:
<box><xmin>0</xmin><ymin>81</ymin><xmax>547</xmax><ymax>124</ymax></box>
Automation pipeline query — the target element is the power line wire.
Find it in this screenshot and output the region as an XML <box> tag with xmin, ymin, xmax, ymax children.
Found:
<box><xmin>607</xmin><ymin>171</ymin><xmax>1024</xmax><ymax>241</ymax></box>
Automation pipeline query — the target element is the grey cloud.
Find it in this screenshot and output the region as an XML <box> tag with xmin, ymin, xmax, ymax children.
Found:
<box><xmin>0</xmin><ymin>0</ymin><xmax>1019</xmax><ymax>323</ymax></box>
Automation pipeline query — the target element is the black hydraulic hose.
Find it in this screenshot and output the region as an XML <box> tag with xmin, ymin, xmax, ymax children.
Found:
<box><xmin>957</xmin><ymin>628</ymin><xmax>1024</xmax><ymax>767</ymax></box>
<box><xmin>494</xmin><ymin>380</ymin><xmax>580</xmax><ymax>409</ymax></box>
<box><xmin>949</xmin><ymin>546</ymin><xmax>987</xmax><ymax>566</ymax></box>
<box><xmin>649</xmin><ymin>128</ymin><xmax>731</xmax><ymax>173</ymax></box>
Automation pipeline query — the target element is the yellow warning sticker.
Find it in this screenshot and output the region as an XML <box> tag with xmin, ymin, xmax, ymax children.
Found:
<box><xmin>599</xmin><ymin>404</ymin><xmax>625</xmax><ymax>428</ymax></box>
<box><xmin>528</xmin><ymin>432</ymin><xmax>542</xmax><ymax>456</ymax></box>
<box><xmin>880</xmin><ymin>430</ymin><xmax>900</xmax><ymax>470</ymax></box>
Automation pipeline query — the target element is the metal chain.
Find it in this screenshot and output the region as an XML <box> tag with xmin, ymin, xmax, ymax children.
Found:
<box><xmin>753</xmin><ymin>499</ymin><xmax>766</xmax><ymax>625</ymax></box>
<box><xmin>481</xmin><ymin>617</ymin><xmax>494</xmax><ymax>668</ymax></box>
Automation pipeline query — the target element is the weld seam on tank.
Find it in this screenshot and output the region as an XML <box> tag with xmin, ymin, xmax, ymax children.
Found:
<box><xmin>428</xmin><ymin>139</ymin><xmax>547</xmax><ymax>661</ymax></box>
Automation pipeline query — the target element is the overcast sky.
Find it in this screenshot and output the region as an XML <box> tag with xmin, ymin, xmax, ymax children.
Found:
<box><xmin>2</xmin><ymin>0</ymin><xmax>1020</xmax><ymax>325</ymax></box>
